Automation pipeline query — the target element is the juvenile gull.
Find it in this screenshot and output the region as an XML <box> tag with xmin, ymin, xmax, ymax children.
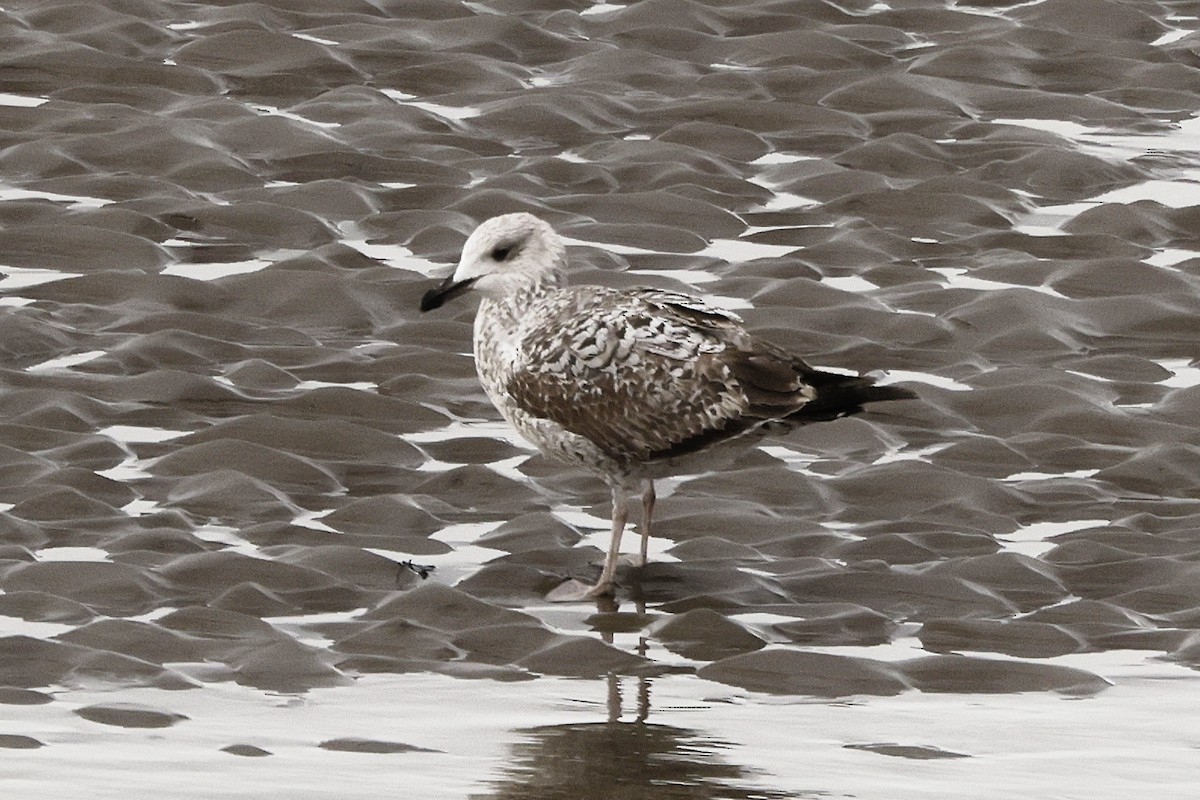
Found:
<box><xmin>421</xmin><ymin>213</ymin><xmax>916</xmax><ymax>599</ymax></box>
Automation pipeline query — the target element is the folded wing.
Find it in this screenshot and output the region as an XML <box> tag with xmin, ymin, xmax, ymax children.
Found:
<box><xmin>505</xmin><ymin>287</ymin><xmax>877</xmax><ymax>466</ymax></box>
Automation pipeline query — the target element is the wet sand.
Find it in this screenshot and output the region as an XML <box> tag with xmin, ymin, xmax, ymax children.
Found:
<box><xmin>1</xmin><ymin>0</ymin><xmax>1199</xmax><ymax>797</ymax></box>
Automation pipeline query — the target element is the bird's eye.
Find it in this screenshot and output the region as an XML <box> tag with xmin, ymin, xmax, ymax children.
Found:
<box><xmin>491</xmin><ymin>245</ymin><xmax>513</xmax><ymax>261</ymax></box>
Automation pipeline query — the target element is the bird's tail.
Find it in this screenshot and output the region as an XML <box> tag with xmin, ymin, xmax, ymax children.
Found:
<box><xmin>788</xmin><ymin>369</ymin><xmax>917</xmax><ymax>424</ymax></box>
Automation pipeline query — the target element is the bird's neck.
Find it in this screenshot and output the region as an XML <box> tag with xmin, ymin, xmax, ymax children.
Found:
<box><xmin>482</xmin><ymin>272</ymin><xmax>564</xmax><ymax>325</ymax></box>
<box><xmin>474</xmin><ymin>275</ymin><xmax>564</xmax><ymax>396</ymax></box>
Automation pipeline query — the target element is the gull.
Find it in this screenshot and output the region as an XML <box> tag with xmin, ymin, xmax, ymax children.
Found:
<box><xmin>420</xmin><ymin>213</ymin><xmax>916</xmax><ymax>599</ymax></box>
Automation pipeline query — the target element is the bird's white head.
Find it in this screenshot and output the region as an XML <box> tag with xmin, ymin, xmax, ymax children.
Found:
<box><xmin>420</xmin><ymin>213</ymin><xmax>566</xmax><ymax>312</ymax></box>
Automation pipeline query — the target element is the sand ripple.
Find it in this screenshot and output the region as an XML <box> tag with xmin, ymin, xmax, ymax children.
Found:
<box><xmin>1</xmin><ymin>0</ymin><xmax>1199</xmax><ymax>794</ymax></box>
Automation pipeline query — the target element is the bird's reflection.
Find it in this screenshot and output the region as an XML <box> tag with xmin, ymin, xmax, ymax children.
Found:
<box><xmin>477</xmin><ymin>596</ymin><xmax>794</xmax><ymax>800</ymax></box>
<box><xmin>477</xmin><ymin>682</ymin><xmax>794</xmax><ymax>799</ymax></box>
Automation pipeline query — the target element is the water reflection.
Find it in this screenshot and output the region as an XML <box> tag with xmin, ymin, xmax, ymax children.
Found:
<box><xmin>481</xmin><ymin>592</ymin><xmax>795</xmax><ymax>800</ymax></box>
<box><xmin>477</xmin><ymin>679</ymin><xmax>795</xmax><ymax>800</ymax></box>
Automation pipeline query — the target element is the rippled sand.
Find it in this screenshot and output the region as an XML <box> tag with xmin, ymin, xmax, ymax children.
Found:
<box><xmin>1</xmin><ymin>1</ymin><xmax>1199</xmax><ymax>797</ymax></box>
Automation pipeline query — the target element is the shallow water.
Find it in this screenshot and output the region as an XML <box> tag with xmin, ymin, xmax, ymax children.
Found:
<box><xmin>5</xmin><ymin>657</ymin><xmax>1198</xmax><ymax>799</ymax></box>
<box><xmin>1</xmin><ymin>0</ymin><xmax>1200</xmax><ymax>797</ymax></box>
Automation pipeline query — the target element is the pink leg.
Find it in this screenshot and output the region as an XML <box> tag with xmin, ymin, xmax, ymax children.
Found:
<box><xmin>587</xmin><ymin>484</ymin><xmax>628</xmax><ymax>597</ymax></box>
<box><xmin>638</xmin><ymin>479</ymin><xmax>655</xmax><ymax>566</ymax></box>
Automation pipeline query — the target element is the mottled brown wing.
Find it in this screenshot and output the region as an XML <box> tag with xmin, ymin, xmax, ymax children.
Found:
<box><xmin>505</xmin><ymin>288</ymin><xmax>810</xmax><ymax>464</ymax></box>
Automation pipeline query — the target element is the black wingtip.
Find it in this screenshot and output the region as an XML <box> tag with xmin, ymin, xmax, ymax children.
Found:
<box><xmin>785</xmin><ymin>373</ymin><xmax>918</xmax><ymax>424</ymax></box>
<box><xmin>865</xmin><ymin>383</ymin><xmax>919</xmax><ymax>403</ymax></box>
